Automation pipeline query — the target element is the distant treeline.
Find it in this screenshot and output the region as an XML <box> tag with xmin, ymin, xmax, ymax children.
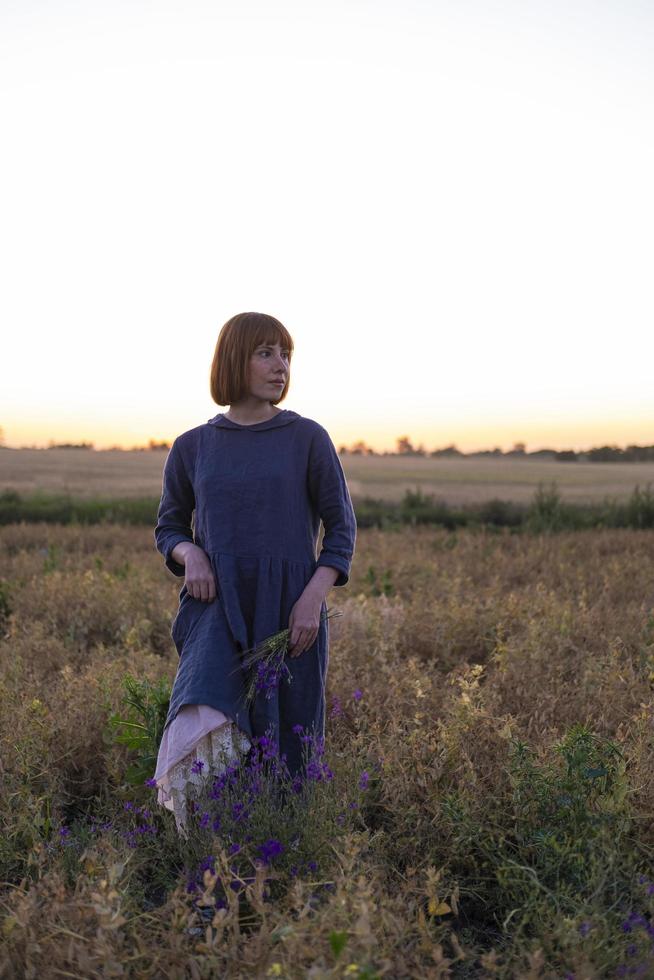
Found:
<box><xmin>1</xmin><ymin>482</ymin><xmax>653</xmax><ymax>532</ymax></box>
<box><xmin>7</xmin><ymin>439</ymin><xmax>173</xmax><ymax>452</ymax></box>
<box><xmin>2</xmin><ymin>436</ymin><xmax>653</xmax><ymax>460</ymax></box>
<box><xmin>338</xmin><ymin>438</ymin><xmax>654</xmax><ymax>462</ymax></box>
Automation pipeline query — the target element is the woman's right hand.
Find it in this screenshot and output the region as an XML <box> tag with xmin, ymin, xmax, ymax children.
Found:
<box><xmin>170</xmin><ymin>542</ymin><xmax>217</xmax><ymax>602</ymax></box>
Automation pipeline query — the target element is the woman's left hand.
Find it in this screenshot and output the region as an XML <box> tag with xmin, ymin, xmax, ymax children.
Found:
<box><xmin>288</xmin><ymin>590</ymin><xmax>323</xmax><ymax>657</ymax></box>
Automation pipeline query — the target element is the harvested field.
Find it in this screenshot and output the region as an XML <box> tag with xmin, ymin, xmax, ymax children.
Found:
<box><xmin>2</xmin><ymin>446</ymin><xmax>654</xmax><ymax>504</ymax></box>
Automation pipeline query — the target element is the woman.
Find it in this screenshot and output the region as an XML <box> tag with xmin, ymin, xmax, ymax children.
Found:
<box><xmin>152</xmin><ymin>312</ymin><xmax>357</xmax><ymax>831</ymax></box>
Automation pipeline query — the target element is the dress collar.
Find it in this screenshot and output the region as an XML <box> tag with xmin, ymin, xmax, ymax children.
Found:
<box><xmin>207</xmin><ymin>409</ymin><xmax>301</xmax><ymax>431</ymax></box>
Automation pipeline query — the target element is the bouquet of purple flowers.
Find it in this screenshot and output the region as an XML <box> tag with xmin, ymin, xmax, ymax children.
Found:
<box><xmin>238</xmin><ymin>607</ymin><xmax>342</xmax><ymax>706</ymax></box>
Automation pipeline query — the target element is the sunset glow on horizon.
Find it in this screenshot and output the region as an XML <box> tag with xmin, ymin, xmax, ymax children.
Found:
<box><xmin>5</xmin><ymin>405</ymin><xmax>654</xmax><ymax>457</ymax></box>
<box><xmin>2</xmin><ymin>0</ymin><xmax>652</xmax><ymax>457</ymax></box>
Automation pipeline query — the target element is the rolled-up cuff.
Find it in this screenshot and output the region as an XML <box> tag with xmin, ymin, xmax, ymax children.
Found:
<box><xmin>316</xmin><ymin>553</ymin><xmax>350</xmax><ymax>587</ymax></box>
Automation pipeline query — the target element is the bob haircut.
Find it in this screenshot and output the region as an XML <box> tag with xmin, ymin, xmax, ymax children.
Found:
<box><xmin>210</xmin><ymin>312</ymin><xmax>294</xmax><ymax>407</ymax></box>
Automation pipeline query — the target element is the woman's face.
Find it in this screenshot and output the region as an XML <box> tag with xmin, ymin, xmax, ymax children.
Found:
<box><xmin>247</xmin><ymin>341</ymin><xmax>290</xmax><ymax>402</ymax></box>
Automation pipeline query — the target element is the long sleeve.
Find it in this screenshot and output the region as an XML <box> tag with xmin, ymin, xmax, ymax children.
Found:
<box><xmin>154</xmin><ymin>437</ymin><xmax>196</xmax><ymax>577</ymax></box>
<box><xmin>307</xmin><ymin>425</ymin><xmax>357</xmax><ymax>587</ymax></box>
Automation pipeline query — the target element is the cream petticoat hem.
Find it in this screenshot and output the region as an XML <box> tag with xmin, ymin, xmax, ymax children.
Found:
<box><xmin>152</xmin><ymin>704</ymin><xmax>251</xmax><ymax>834</ymax></box>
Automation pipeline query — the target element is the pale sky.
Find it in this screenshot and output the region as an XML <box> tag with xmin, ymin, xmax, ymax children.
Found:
<box><xmin>1</xmin><ymin>0</ymin><xmax>652</xmax><ymax>453</ymax></box>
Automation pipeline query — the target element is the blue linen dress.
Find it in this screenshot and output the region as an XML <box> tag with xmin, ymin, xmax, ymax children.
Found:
<box><xmin>154</xmin><ymin>409</ymin><xmax>357</xmax><ymax>776</ymax></box>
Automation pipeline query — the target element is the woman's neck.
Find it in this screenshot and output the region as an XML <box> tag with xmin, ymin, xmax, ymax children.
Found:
<box><xmin>224</xmin><ymin>403</ymin><xmax>283</xmax><ymax>425</ymax></box>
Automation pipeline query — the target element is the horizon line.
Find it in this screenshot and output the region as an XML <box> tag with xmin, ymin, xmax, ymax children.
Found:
<box><xmin>2</xmin><ymin>438</ymin><xmax>654</xmax><ymax>457</ymax></box>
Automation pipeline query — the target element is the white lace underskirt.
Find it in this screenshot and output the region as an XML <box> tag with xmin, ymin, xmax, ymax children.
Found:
<box><xmin>152</xmin><ymin>704</ymin><xmax>251</xmax><ymax>833</ymax></box>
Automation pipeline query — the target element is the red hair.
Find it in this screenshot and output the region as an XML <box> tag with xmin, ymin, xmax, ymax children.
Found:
<box><xmin>210</xmin><ymin>312</ymin><xmax>294</xmax><ymax>406</ymax></box>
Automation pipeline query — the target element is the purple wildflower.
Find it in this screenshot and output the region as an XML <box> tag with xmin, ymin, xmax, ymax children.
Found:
<box><xmin>191</xmin><ymin>759</ymin><xmax>205</xmax><ymax>775</ymax></box>
<box><xmin>306</xmin><ymin>755</ymin><xmax>333</xmax><ymax>782</ymax></box>
<box><xmin>231</xmin><ymin>801</ymin><xmax>248</xmax><ymax>823</ymax></box>
<box><xmin>352</xmin><ymin>689</ymin><xmax>363</xmax><ymax>701</ymax></box>
<box><xmin>258</xmin><ymin>838</ymin><xmax>284</xmax><ymax>864</ymax></box>
<box><xmin>359</xmin><ymin>771</ymin><xmax>370</xmax><ymax>791</ymax></box>
<box><xmin>253</xmin><ymin>733</ymin><xmax>281</xmax><ymax>763</ymax></box>
<box><xmin>253</xmin><ymin>656</ymin><xmax>291</xmax><ymax>700</ymax></box>
<box><xmin>144</xmin><ymin>777</ymin><xmax>158</xmax><ymax>787</ymax></box>
<box><xmin>210</xmin><ymin>761</ymin><xmax>240</xmax><ymax>799</ymax></box>
<box><xmin>578</xmin><ymin>922</ymin><xmax>591</xmax><ymax>937</ymax></box>
<box><xmin>306</xmin><ymin>758</ymin><xmax>322</xmax><ymax>781</ymax></box>
<box><xmin>292</xmin><ymin>724</ymin><xmax>304</xmax><ymax>735</ymax></box>
<box><xmin>330</xmin><ymin>697</ymin><xmax>343</xmax><ymax>718</ymax></box>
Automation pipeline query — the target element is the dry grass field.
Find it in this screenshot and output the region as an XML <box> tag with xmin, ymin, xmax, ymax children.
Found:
<box><xmin>2</xmin><ymin>520</ymin><xmax>654</xmax><ymax>977</ymax></box>
<box><xmin>341</xmin><ymin>456</ymin><xmax>654</xmax><ymax>505</ymax></box>
<box><xmin>2</xmin><ymin>446</ymin><xmax>654</xmax><ymax>504</ymax></box>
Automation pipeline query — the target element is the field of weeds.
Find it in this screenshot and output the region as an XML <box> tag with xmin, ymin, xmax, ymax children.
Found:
<box><xmin>2</xmin><ymin>522</ymin><xmax>654</xmax><ymax>978</ymax></box>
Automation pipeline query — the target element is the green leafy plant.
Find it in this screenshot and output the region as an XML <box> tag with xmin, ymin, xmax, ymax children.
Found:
<box><xmin>107</xmin><ymin>673</ymin><xmax>171</xmax><ymax>787</ymax></box>
<box><xmin>526</xmin><ymin>481</ymin><xmax>565</xmax><ymax>532</ymax></box>
<box><xmin>626</xmin><ymin>482</ymin><xmax>654</xmax><ymax>529</ymax></box>
<box><xmin>365</xmin><ymin>565</ymin><xmax>395</xmax><ymax>597</ymax></box>
<box><xmin>0</xmin><ymin>578</ymin><xmax>11</xmax><ymax>627</ymax></box>
<box><xmin>42</xmin><ymin>544</ymin><xmax>60</xmax><ymax>573</ymax></box>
